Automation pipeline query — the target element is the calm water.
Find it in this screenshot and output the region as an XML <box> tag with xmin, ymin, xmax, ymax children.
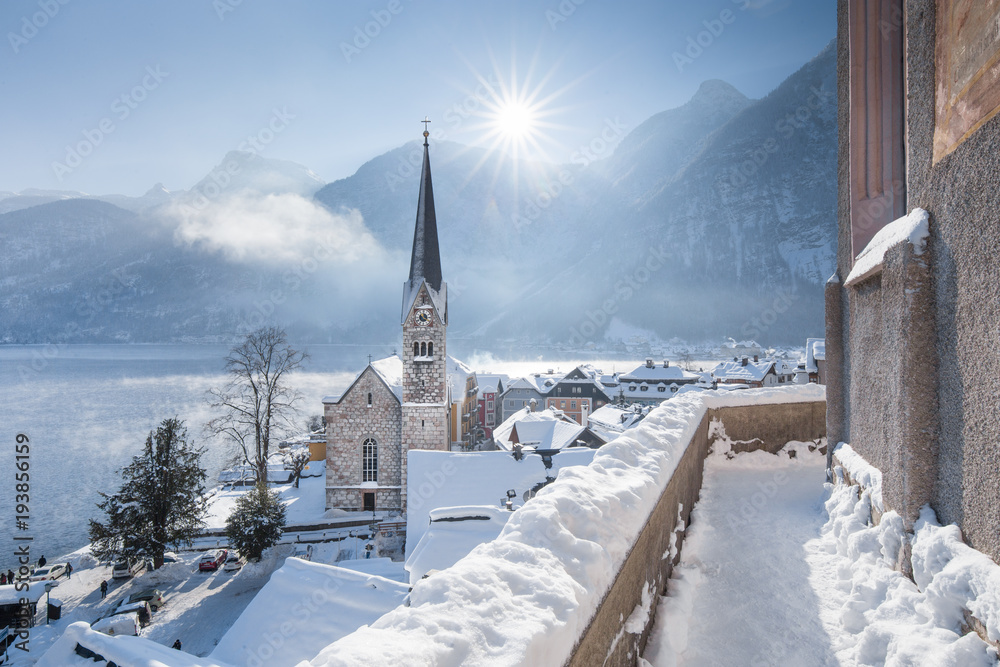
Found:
<box><xmin>0</xmin><ymin>343</ymin><xmax>386</xmax><ymax>565</ymax></box>
<box><xmin>0</xmin><ymin>343</ymin><xmax>676</xmax><ymax>566</ymax></box>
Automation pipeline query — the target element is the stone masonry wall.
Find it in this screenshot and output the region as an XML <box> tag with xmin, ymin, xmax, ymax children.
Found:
<box><xmin>325</xmin><ymin>367</ymin><xmax>402</xmax><ymax>512</ymax></box>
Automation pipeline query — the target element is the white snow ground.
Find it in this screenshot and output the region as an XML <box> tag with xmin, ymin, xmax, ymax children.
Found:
<box><xmin>642</xmin><ymin>442</ymin><xmax>999</xmax><ymax>667</ymax></box>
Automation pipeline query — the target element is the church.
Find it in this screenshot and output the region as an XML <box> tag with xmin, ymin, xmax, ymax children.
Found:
<box><xmin>323</xmin><ymin>125</ymin><xmax>451</xmax><ymax>515</ymax></box>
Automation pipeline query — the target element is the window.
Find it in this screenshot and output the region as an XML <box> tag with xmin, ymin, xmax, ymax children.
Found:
<box><xmin>570</xmin><ymin>400</ymin><xmax>576</xmax><ymax>409</ymax></box>
<box><xmin>367</xmin><ymin>392</ymin><xmax>373</xmax><ymax>407</ymax></box>
<box><xmin>658</xmin><ymin>386</ymin><xmax>665</xmax><ymax>392</ymax></box>
<box><xmin>428</xmin><ymin>341</ymin><xmax>433</xmax><ymax>357</ymax></box>
<box><xmin>363</xmin><ymin>492</ymin><xmax>375</xmax><ymax>512</ymax></box>
<box><xmin>362</xmin><ymin>438</ymin><xmax>377</xmax><ymax>482</ymax></box>
<box><xmin>640</xmin><ymin>385</ymin><xmax>648</xmax><ymax>392</ymax></box>
<box><xmin>420</xmin><ymin>342</ymin><xmax>427</xmax><ymax>356</ymax></box>
<box><xmin>413</xmin><ymin>342</ymin><xmax>419</xmax><ymax>356</ymax></box>
<box><xmin>487</xmin><ymin>400</ymin><xmax>494</xmax><ymax>411</ymax></box>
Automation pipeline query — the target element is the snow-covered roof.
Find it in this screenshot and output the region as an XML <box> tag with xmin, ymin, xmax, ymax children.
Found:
<box><xmin>323</xmin><ymin>355</ymin><xmax>403</xmax><ymax>405</ymax></box>
<box><xmin>805</xmin><ymin>338</ymin><xmax>825</xmax><ymax>372</ymax></box>
<box><xmin>619</xmin><ymin>361</ymin><xmax>699</xmax><ymax>383</ymax></box>
<box><xmin>405</xmin><ymin>505</ymin><xmax>512</xmax><ymax>582</ymax></box>
<box><xmin>587</xmin><ymin>405</ymin><xmax>645</xmax><ymax>433</ymax></box>
<box><xmin>474</xmin><ymin>373</ymin><xmax>508</xmax><ymax>397</ymax></box>
<box><xmin>492</xmin><ymin>408</ymin><xmax>591</xmax><ymax>451</ymax></box>
<box><xmin>212</xmin><ymin>558</ymin><xmax>408</xmax><ymax>666</ymax></box>
<box><xmin>0</xmin><ymin>581</ymin><xmax>49</xmax><ymax>605</ymax></box>
<box><xmin>712</xmin><ymin>359</ymin><xmax>775</xmax><ymax>383</ymax></box>
<box><xmin>38</xmin><ymin>621</ymin><xmax>232</xmax><ymax>666</ymax></box>
<box><xmin>447</xmin><ymin>356</ymin><xmax>475</xmax><ymax>402</ymax></box>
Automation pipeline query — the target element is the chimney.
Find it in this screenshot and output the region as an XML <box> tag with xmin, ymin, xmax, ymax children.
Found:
<box><xmin>529</xmin><ymin>398</ymin><xmax>537</xmax><ymax>412</ymax></box>
<box><xmin>753</xmin><ymin>355</ymin><xmax>759</xmax><ymax>362</ymax></box>
<box><xmin>663</xmin><ymin>360</ymin><xmax>669</xmax><ymax>368</ymax></box>
<box><xmin>645</xmin><ymin>358</ymin><xmax>654</xmax><ymax>368</ymax></box>
<box><xmin>741</xmin><ymin>357</ymin><xmax>748</xmax><ymax>367</ymax></box>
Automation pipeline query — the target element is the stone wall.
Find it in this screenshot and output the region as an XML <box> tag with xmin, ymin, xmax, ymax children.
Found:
<box><xmin>567</xmin><ymin>399</ymin><xmax>826</xmax><ymax>666</ymax></box>
<box><xmin>325</xmin><ymin>367</ymin><xmax>402</xmax><ymax>512</ymax></box>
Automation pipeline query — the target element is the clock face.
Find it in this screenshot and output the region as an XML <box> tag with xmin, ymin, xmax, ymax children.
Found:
<box><xmin>416</xmin><ymin>310</ymin><xmax>432</xmax><ymax>326</ymax></box>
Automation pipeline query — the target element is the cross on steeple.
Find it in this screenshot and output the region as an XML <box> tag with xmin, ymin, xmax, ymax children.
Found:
<box><xmin>368</xmin><ymin>354</ymin><xmax>373</xmax><ymax>365</ymax></box>
<box><xmin>421</xmin><ymin>117</ymin><xmax>431</xmax><ymax>146</ymax></box>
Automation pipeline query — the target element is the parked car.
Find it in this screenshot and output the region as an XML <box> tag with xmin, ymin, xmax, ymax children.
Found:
<box><xmin>92</xmin><ymin>600</ymin><xmax>151</xmax><ymax>636</ymax></box>
<box><xmin>111</xmin><ymin>599</ymin><xmax>152</xmax><ymax>627</ymax></box>
<box><xmin>91</xmin><ymin>610</ymin><xmax>141</xmax><ymax>637</ymax></box>
<box><xmin>198</xmin><ymin>549</ymin><xmax>227</xmax><ymax>572</ymax></box>
<box><xmin>293</xmin><ymin>544</ymin><xmax>313</xmax><ymax>561</ymax></box>
<box><xmin>127</xmin><ymin>588</ymin><xmax>166</xmax><ymax>611</ymax></box>
<box><xmin>29</xmin><ymin>563</ymin><xmax>68</xmax><ymax>581</ymax></box>
<box><xmin>111</xmin><ymin>559</ymin><xmax>145</xmax><ymax>579</ymax></box>
<box><xmin>162</xmin><ymin>552</ymin><xmax>180</xmax><ymax>563</ymax></box>
<box><xmin>222</xmin><ymin>551</ymin><xmax>246</xmax><ymax>572</ymax></box>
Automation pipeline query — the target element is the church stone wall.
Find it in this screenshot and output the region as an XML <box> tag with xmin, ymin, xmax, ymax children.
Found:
<box><xmin>325</xmin><ymin>368</ymin><xmax>402</xmax><ymax>512</ymax></box>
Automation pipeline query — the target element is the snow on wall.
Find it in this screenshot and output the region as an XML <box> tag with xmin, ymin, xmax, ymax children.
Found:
<box><xmin>844</xmin><ymin>207</ymin><xmax>930</xmax><ymax>286</ymax></box>
<box><xmin>307</xmin><ymin>384</ymin><xmax>825</xmax><ymax>666</ymax></box>
<box><xmin>832</xmin><ymin>441</ymin><xmax>884</xmax><ymax>512</ymax></box>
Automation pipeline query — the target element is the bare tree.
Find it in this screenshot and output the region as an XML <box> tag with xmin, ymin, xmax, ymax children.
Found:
<box><xmin>209</xmin><ymin>327</ymin><xmax>307</xmax><ymax>485</ymax></box>
<box><xmin>283</xmin><ymin>448</ymin><xmax>312</xmax><ymax>488</ymax></box>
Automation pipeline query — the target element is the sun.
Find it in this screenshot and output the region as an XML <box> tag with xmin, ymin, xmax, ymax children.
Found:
<box><xmin>495</xmin><ymin>100</ymin><xmax>537</xmax><ymax>140</ymax></box>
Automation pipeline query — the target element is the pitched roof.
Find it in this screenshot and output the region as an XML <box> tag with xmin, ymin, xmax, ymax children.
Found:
<box><xmin>322</xmin><ymin>355</ymin><xmax>403</xmax><ymax>404</ymax></box>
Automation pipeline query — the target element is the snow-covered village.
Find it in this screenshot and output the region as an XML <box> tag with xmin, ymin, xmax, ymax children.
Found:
<box><xmin>3</xmin><ymin>2</ymin><xmax>1000</xmax><ymax>666</ymax></box>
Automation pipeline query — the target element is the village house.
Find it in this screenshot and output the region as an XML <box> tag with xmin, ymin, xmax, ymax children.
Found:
<box><xmin>712</xmin><ymin>356</ymin><xmax>796</xmax><ymax>389</ymax></box>
<box><xmin>475</xmin><ymin>373</ymin><xmax>507</xmax><ymax>439</ymax></box>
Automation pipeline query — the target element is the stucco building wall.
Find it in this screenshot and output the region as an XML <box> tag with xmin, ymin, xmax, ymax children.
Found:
<box><xmin>830</xmin><ymin>0</ymin><xmax>1000</xmax><ymax>561</ymax></box>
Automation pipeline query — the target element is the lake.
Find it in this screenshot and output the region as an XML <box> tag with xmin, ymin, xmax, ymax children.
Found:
<box><xmin>0</xmin><ymin>343</ymin><xmax>645</xmax><ymax>565</ymax></box>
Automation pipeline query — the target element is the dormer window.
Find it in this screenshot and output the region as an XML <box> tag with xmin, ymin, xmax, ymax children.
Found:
<box><xmin>658</xmin><ymin>386</ymin><xmax>665</xmax><ymax>392</ymax></box>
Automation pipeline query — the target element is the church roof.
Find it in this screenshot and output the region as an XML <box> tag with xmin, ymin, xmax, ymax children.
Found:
<box><xmin>322</xmin><ymin>355</ymin><xmax>403</xmax><ymax>405</ymax></box>
<box><xmin>401</xmin><ymin>135</ymin><xmax>445</xmax><ymax>324</ymax></box>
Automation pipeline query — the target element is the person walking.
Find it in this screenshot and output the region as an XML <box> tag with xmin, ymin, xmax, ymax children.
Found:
<box><xmin>6</xmin><ymin>569</ymin><xmax>13</xmax><ymax>584</ymax></box>
<box><xmin>172</xmin><ymin>639</ymin><xmax>182</xmax><ymax>650</ymax></box>
<box><xmin>37</xmin><ymin>555</ymin><xmax>46</xmax><ymax>568</ymax></box>
<box><xmin>100</xmin><ymin>580</ymin><xmax>108</xmax><ymax>599</ymax></box>
<box><xmin>1</xmin><ymin>572</ymin><xmax>7</xmax><ymax>585</ymax></box>
<box><xmin>66</xmin><ymin>562</ymin><xmax>73</xmax><ymax>579</ymax></box>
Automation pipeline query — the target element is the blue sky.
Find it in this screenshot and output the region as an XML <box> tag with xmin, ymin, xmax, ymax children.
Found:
<box><xmin>0</xmin><ymin>0</ymin><xmax>834</xmax><ymax>195</ymax></box>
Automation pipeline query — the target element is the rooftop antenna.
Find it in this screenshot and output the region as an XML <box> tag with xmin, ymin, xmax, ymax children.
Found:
<box><xmin>421</xmin><ymin>116</ymin><xmax>431</xmax><ymax>146</ymax></box>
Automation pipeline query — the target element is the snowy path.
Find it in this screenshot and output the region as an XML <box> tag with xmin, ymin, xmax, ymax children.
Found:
<box><xmin>642</xmin><ymin>445</ymin><xmax>999</xmax><ymax>667</ymax></box>
<box><xmin>642</xmin><ymin>446</ymin><xmax>838</xmax><ymax>666</ymax></box>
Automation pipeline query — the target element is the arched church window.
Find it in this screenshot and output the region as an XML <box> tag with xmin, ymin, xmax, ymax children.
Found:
<box><xmin>367</xmin><ymin>392</ymin><xmax>373</xmax><ymax>407</ymax></box>
<box><xmin>427</xmin><ymin>342</ymin><xmax>433</xmax><ymax>357</ymax></box>
<box><xmin>362</xmin><ymin>438</ymin><xmax>377</xmax><ymax>482</ymax></box>
<box><xmin>420</xmin><ymin>342</ymin><xmax>427</xmax><ymax>356</ymax></box>
<box><xmin>413</xmin><ymin>342</ymin><xmax>420</xmax><ymax>357</ymax></box>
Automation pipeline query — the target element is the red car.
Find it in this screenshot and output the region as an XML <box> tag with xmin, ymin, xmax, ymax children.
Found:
<box><xmin>198</xmin><ymin>549</ymin><xmax>227</xmax><ymax>572</ymax></box>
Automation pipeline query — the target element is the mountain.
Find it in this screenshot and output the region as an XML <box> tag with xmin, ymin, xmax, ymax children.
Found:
<box><xmin>0</xmin><ymin>40</ymin><xmax>837</xmax><ymax>348</ymax></box>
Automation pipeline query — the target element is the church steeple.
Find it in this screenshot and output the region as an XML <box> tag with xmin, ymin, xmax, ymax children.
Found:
<box><xmin>407</xmin><ymin>121</ymin><xmax>442</xmax><ymax>293</ymax></box>
<box><xmin>402</xmin><ymin>121</ymin><xmax>446</xmax><ymax>325</ymax></box>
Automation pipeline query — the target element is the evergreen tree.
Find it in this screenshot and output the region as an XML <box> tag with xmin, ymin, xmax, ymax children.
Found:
<box><xmin>89</xmin><ymin>418</ymin><xmax>208</xmax><ymax>568</ymax></box>
<box><xmin>225</xmin><ymin>483</ymin><xmax>286</xmax><ymax>561</ymax></box>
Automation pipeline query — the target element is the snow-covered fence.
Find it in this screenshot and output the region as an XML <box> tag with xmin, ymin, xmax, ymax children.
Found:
<box><xmin>307</xmin><ymin>385</ymin><xmax>826</xmax><ymax>667</ymax></box>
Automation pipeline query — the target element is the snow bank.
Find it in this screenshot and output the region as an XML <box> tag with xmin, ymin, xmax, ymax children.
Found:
<box><xmin>37</xmin><ymin>621</ymin><xmax>233</xmax><ymax>667</ymax></box>
<box><xmin>212</xmin><ymin>558</ymin><xmax>409</xmax><ymax>667</ymax></box>
<box><xmin>832</xmin><ymin>441</ymin><xmax>884</xmax><ymax>511</ymax></box>
<box><xmin>821</xmin><ymin>484</ymin><xmax>997</xmax><ymax>665</ymax></box>
<box><xmin>307</xmin><ymin>385</ymin><xmax>823</xmax><ymax>666</ymax></box>
<box><xmin>845</xmin><ymin>207</ymin><xmax>930</xmax><ymax>286</ymax></box>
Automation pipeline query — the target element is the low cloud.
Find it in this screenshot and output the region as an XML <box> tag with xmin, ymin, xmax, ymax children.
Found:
<box><xmin>167</xmin><ymin>192</ymin><xmax>383</xmax><ymax>266</ymax></box>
